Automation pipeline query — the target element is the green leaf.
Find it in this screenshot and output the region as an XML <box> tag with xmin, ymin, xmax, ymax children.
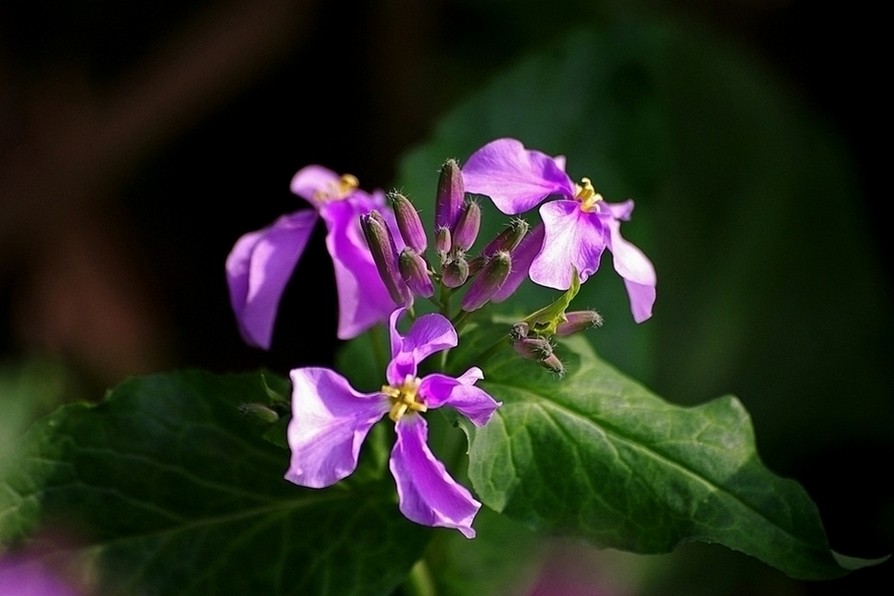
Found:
<box><xmin>460</xmin><ymin>335</ymin><xmax>861</xmax><ymax>580</ymax></box>
<box><xmin>0</xmin><ymin>371</ymin><xmax>430</xmax><ymax>596</ymax></box>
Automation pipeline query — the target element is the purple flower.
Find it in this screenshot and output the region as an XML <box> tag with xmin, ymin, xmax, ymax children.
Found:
<box><xmin>226</xmin><ymin>166</ymin><xmax>398</xmax><ymax>347</ymax></box>
<box><xmin>285</xmin><ymin>309</ymin><xmax>501</xmax><ymax>538</ymax></box>
<box><xmin>462</xmin><ymin>138</ymin><xmax>657</xmax><ymax>323</ymax></box>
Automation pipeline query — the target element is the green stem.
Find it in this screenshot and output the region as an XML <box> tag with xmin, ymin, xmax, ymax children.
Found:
<box><xmin>438</xmin><ymin>283</ymin><xmax>453</xmax><ymax>318</ymax></box>
<box><xmin>450</xmin><ymin>309</ymin><xmax>471</xmax><ymax>332</ymax></box>
<box><xmin>369</xmin><ymin>325</ymin><xmax>388</xmax><ymax>374</ymax></box>
<box><xmin>404</xmin><ymin>558</ymin><xmax>437</xmax><ymax>596</ymax></box>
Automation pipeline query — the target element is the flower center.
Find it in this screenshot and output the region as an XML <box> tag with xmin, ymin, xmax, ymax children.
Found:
<box><xmin>313</xmin><ymin>174</ymin><xmax>360</xmax><ymax>202</ymax></box>
<box><xmin>574</xmin><ymin>177</ymin><xmax>604</xmax><ymax>213</ymax></box>
<box><xmin>382</xmin><ymin>374</ymin><xmax>428</xmax><ymax>422</ymax></box>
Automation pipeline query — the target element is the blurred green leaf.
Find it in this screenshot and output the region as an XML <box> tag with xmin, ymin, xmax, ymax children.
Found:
<box><xmin>425</xmin><ymin>506</ymin><xmax>546</xmax><ymax>596</ymax></box>
<box><xmin>457</xmin><ymin>332</ymin><xmax>863</xmax><ymax>580</ymax></box>
<box><xmin>0</xmin><ymin>371</ymin><xmax>430</xmax><ymax>596</ymax></box>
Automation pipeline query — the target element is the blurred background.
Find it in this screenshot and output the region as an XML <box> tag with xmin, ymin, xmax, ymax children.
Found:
<box><xmin>1</xmin><ymin>0</ymin><xmax>890</xmax><ymax>594</ymax></box>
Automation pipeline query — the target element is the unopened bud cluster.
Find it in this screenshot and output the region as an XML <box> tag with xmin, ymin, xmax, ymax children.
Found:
<box><xmin>360</xmin><ymin>159</ymin><xmax>535</xmax><ymax>314</ymax></box>
<box><xmin>358</xmin><ymin>159</ymin><xmax>606</xmax><ymax>377</ymax></box>
<box><xmin>509</xmin><ymin>322</ymin><xmax>565</xmax><ymax>377</ymax></box>
<box><xmin>509</xmin><ymin>309</ymin><xmax>603</xmax><ymax>377</ymax></box>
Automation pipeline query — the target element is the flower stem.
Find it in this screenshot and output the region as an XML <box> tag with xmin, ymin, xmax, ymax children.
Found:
<box><xmin>404</xmin><ymin>559</ymin><xmax>437</xmax><ymax>596</ymax></box>
<box><xmin>438</xmin><ymin>282</ymin><xmax>452</xmax><ymax>317</ymax></box>
<box><xmin>450</xmin><ymin>309</ymin><xmax>469</xmax><ymax>330</ymax></box>
<box><xmin>369</xmin><ymin>325</ymin><xmax>388</xmax><ymax>374</ymax></box>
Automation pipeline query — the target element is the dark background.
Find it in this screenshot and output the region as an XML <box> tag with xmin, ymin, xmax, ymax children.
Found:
<box><xmin>1</xmin><ymin>1</ymin><xmax>889</xmax><ymax>594</ymax></box>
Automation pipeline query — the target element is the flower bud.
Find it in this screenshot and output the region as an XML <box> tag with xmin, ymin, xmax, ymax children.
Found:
<box><xmin>509</xmin><ymin>321</ymin><xmax>530</xmax><ymax>341</ymax></box>
<box><xmin>389</xmin><ymin>192</ymin><xmax>427</xmax><ymax>253</ymax></box>
<box><xmin>435</xmin><ymin>158</ymin><xmax>464</xmax><ymax>230</ymax></box>
<box><xmin>435</xmin><ymin>226</ymin><xmax>452</xmax><ymax>260</ymax></box>
<box><xmin>481</xmin><ymin>218</ymin><xmax>530</xmax><ymax>259</ymax></box>
<box><xmin>399</xmin><ymin>248</ymin><xmax>434</xmax><ymax>298</ymax></box>
<box><xmin>238</xmin><ymin>402</ymin><xmax>280</xmax><ymax>424</ymax></box>
<box><xmin>361</xmin><ymin>210</ymin><xmax>411</xmax><ymax>305</ymax></box>
<box><xmin>452</xmin><ymin>201</ymin><xmax>481</xmax><ymax>252</ymax></box>
<box><xmin>539</xmin><ymin>353</ymin><xmax>566</xmax><ymax>377</ymax></box>
<box><xmin>461</xmin><ymin>250</ymin><xmax>511</xmax><ymax>311</ymax></box>
<box><xmin>512</xmin><ymin>336</ymin><xmax>553</xmax><ymax>361</ymax></box>
<box><xmin>491</xmin><ymin>224</ymin><xmax>544</xmax><ymax>303</ymax></box>
<box><xmin>555</xmin><ymin>310</ymin><xmax>604</xmax><ymax>336</ymax></box>
<box><xmin>441</xmin><ymin>255</ymin><xmax>469</xmax><ymax>288</ymax></box>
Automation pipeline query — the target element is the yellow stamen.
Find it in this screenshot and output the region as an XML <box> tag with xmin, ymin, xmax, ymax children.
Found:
<box><xmin>383</xmin><ymin>374</ymin><xmax>427</xmax><ymax>422</ymax></box>
<box><xmin>313</xmin><ymin>173</ymin><xmax>360</xmax><ymax>202</ymax></box>
<box><xmin>574</xmin><ymin>177</ymin><xmax>603</xmax><ymax>213</ymax></box>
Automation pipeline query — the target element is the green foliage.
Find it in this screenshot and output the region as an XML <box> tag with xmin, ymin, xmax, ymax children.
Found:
<box><xmin>0</xmin><ymin>371</ymin><xmax>430</xmax><ymax>596</ymax></box>
<box><xmin>450</xmin><ymin>331</ymin><xmax>860</xmax><ymax>580</ymax></box>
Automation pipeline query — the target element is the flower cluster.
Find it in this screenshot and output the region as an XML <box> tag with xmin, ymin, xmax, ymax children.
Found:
<box><xmin>225</xmin><ymin>138</ymin><xmax>656</xmax><ymax>537</ymax></box>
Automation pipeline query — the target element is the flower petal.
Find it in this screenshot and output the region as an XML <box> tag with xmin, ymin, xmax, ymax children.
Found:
<box><xmin>225</xmin><ymin>210</ymin><xmax>318</xmax><ymax>349</ymax></box>
<box><xmin>387</xmin><ymin>310</ymin><xmax>458</xmax><ymax>384</ymax></box>
<box><xmin>320</xmin><ymin>196</ymin><xmax>400</xmax><ymax>339</ymax></box>
<box><xmin>285</xmin><ymin>368</ymin><xmax>389</xmax><ymax>488</ymax></box>
<box><xmin>529</xmin><ymin>200</ymin><xmax>607</xmax><ymax>290</ymax></box>
<box><xmin>390</xmin><ymin>415</ymin><xmax>481</xmax><ymax>538</ymax></box>
<box><xmin>418</xmin><ymin>368</ymin><xmax>501</xmax><ymax>426</ymax></box>
<box><xmin>605</xmin><ymin>217</ymin><xmax>657</xmax><ymax>323</ymax></box>
<box><xmin>290</xmin><ymin>165</ymin><xmax>341</xmax><ymax>205</ymax></box>
<box><xmin>462</xmin><ymin>138</ymin><xmax>575</xmax><ymax>215</ymax></box>
<box><xmin>605</xmin><ymin>199</ymin><xmax>635</xmax><ymax>221</ymax></box>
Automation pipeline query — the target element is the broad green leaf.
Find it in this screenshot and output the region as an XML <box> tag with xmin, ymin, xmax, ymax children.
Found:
<box><xmin>0</xmin><ymin>371</ymin><xmax>430</xmax><ymax>596</ymax></box>
<box><xmin>457</xmin><ymin>334</ymin><xmax>863</xmax><ymax>580</ymax></box>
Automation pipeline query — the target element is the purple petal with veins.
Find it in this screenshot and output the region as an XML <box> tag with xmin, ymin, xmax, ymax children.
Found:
<box><xmin>387</xmin><ymin>310</ymin><xmax>458</xmax><ymax>383</ymax></box>
<box><xmin>286</xmin><ymin>368</ymin><xmax>389</xmax><ymax>488</ymax></box>
<box><xmin>390</xmin><ymin>415</ymin><xmax>480</xmax><ymax>538</ymax></box>
<box><xmin>530</xmin><ymin>200</ymin><xmax>607</xmax><ymax>290</ymax></box>
<box><xmin>462</xmin><ymin>138</ymin><xmax>574</xmax><ymax>214</ymax></box>
<box><xmin>321</xmin><ymin>198</ymin><xmax>399</xmax><ymax>339</ymax></box>
<box><xmin>419</xmin><ymin>368</ymin><xmax>500</xmax><ymax>426</ymax></box>
<box><xmin>225</xmin><ymin>209</ymin><xmax>318</xmax><ymax>349</ymax></box>
<box><xmin>605</xmin><ymin>216</ymin><xmax>657</xmax><ymax>323</ymax></box>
